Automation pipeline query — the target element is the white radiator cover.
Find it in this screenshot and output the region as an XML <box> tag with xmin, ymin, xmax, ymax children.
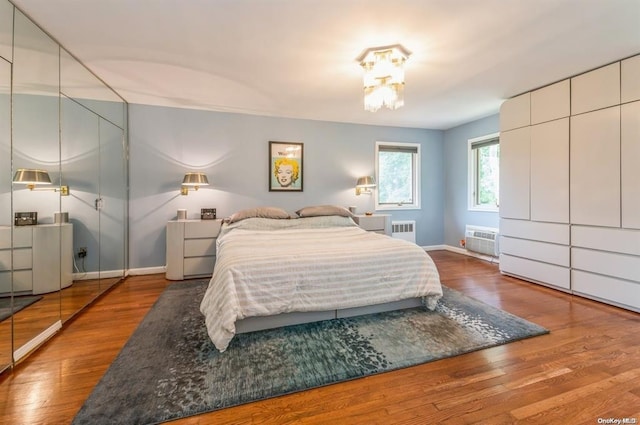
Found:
<box><xmin>465</xmin><ymin>225</ymin><xmax>500</xmax><ymax>257</ymax></box>
<box><xmin>392</xmin><ymin>220</ymin><xmax>416</xmax><ymax>243</ymax></box>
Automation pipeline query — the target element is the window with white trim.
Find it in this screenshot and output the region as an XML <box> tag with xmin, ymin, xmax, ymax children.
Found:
<box><xmin>468</xmin><ymin>133</ymin><xmax>500</xmax><ymax>211</ymax></box>
<box><xmin>375</xmin><ymin>141</ymin><xmax>420</xmax><ymax>210</ymax></box>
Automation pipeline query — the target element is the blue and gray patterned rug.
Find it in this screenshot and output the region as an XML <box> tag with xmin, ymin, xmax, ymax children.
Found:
<box><xmin>73</xmin><ymin>280</ymin><xmax>548</xmax><ymax>424</ymax></box>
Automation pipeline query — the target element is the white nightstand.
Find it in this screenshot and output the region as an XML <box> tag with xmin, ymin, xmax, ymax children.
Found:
<box><xmin>166</xmin><ymin>219</ymin><xmax>222</xmax><ymax>280</ymax></box>
<box><xmin>0</xmin><ymin>223</ymin><xmax>73</xmax><ymax>295</ymax></box>
<box><xmin>352</xmin><ymin>214</ymin><xmax>391</xmax><ymax>236</ymax></box>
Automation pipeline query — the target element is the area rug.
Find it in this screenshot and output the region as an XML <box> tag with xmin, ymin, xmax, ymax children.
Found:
<box><xmin>0</xmin><ymin>295</ymin><xmax>43</xmax><ymax>322</ymax></box>
<box><xmin>73</xmin><ymin>280</ymin><xmax>548</xmax><ymax>424</ymax></box>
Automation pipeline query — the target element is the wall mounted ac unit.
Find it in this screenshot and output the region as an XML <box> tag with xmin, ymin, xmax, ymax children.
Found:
<box><xmin>465</xmin><ymin>225</ymin><xmax>499</xmax><ymax>257</ymax></box>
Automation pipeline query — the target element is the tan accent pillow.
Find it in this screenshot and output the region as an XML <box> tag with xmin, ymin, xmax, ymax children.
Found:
<box><xmin>226</xmin><ymin>207</ymin><xmax>290</xmax><ymax>224</ymax></box>
<box><xmin>295</xmin><ymin>205</ymin><xmax>354</xmax><ymax>218</ymax></box>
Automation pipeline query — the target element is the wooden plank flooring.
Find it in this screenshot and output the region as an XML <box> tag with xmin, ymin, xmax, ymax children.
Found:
<box><xmin>0</xmin><ymin>250</ymin><xmax>638</xmax><ymax>424</ymax></box>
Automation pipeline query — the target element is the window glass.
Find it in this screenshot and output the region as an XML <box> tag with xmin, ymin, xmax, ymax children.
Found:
<box><xmin>376</xmin><ymin>142</ymin><xmax>420</xmax><ymax>209</ymax></box>
<box><xmin>468</xmin><ymin>134</ymin><xmax>500</xmax><ymax>211</ymax></box>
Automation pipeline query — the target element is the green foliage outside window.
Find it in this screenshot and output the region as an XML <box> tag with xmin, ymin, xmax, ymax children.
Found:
<box><xmin>378</xmin><ymin>151</ymin><xmax>412</xmax><ymax>204</ymax></box>
<box><xmin>476</xmin><ymin>144</ymin><xmax>500</xmax><ymax>207</ymax></box>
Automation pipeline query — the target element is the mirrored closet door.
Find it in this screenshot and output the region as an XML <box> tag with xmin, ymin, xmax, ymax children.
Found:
<box><xmin>0</xmin><ymin>0</ymin><xmax>13</xmax><ymax>373</ymax></box>
<box><xmin>98</xmin><ymin>118</ymin><xmax>126</xmax><ymax>294</ymax></box>
<box><xmin>60</xmin><ymin>95</ymin><xmax>102</xmax><ymax>320</ymax></box>
<box><xmin>59</xmin><ymin>48</ymin><xmax>127</xmax><ymax>323</ymax></box>
<box><xmin>0</xmin><ymin>1</ymin><xmax>128</xmax><ymax>368</ymax></box>
<box><xmin>11</xmin><ymin>9</ymin><xmax>63</xmax><ymax>359</ymax></box>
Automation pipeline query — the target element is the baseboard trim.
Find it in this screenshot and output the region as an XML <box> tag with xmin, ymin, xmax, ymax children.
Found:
<box><xmin>73</xmin><ymin>269</ymin><xmax>127</xmax><ymax>280</ymax></box>
<box><xmin>422</xmin><ymin>244</ymin><xmax>447</xmax><ymax>251</ymax></box>
<box><xmin>14</xmin><ymin>320</ymin><xmax>62</xmax><ymax>362</ymax></box>
<box><xmin>128</xmin><ymin>266</ymin><xmax>166</xmax><ymax>276</ymax></box>
<box><xmin>422</xmin><ymin>244</ymin><xmax>499</xmax><ymax>263</ymax></box>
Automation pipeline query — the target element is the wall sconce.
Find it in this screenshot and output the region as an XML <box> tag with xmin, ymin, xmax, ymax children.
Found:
<box><xmin>180</xmin><ymin>172</ymin><xmax>209</xmax><ymax>195</ymax></box>
<box><xmin>355</xmin><ymin>176</ymin><xmax>376</xmax><ymax>195</ymax></box>
<box><xmin>13</xmin><ymin>169</ymin><xmax>69</xmax><ymax>196</ymax></box>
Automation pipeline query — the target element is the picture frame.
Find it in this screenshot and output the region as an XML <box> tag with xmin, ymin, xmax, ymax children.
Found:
<box><xmin>269</xmin><ymin>141</ymin><xmax>303</xmax><ymax>192</ymax></box>
<box><xmin>200</xmin><ymin>208</ymin><xmax>216</xmax><ymax>220</ymax></box>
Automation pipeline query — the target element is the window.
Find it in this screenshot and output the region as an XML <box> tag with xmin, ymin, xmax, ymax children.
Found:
<box><xmin>468</xmin><ymin>133</ymin><xmax>500</xmax><ymax>211</ymax></box>
<box><xmin>375</xmin><ymin>141</ymin><xmax>420</xmax><ymax>210</ymax></box>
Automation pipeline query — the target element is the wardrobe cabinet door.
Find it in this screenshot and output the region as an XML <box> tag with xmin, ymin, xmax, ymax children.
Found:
<box><xmin>531</xmin><ymin>80</ymin><xmax>570</xmax><ymax>125</ymax></box>
<box><xmin>570</xmin><ymin>106</ymin><xmax>621</xmax><ymax>227</ymax></box>
<box><xmin>621</xmin><ymin>55</ymin><xmax>640</xmax><ymax>103</ymax></box>
<box><xmin>499</xmin><ymin>127</ymin><xmax>530</xmax><ymax>220</ymax></box>
<box><xmin>621</xmin><ymin>101</ymin><xmax>640</xmax><ymax>229</ymax></box>
<box><xmin>531</xmin><ymin>118</ymin><xmax>569</xmax><ymax>223</ymax></box>
<box><xmin>571</xmin><ymin>62</ymin><xmax>620</xmax><ymax>115</ymax></box>
<box><xmin>500</xmin><ymin>93</ymin><xmax>530</xmax><ymax>132</ymax></box>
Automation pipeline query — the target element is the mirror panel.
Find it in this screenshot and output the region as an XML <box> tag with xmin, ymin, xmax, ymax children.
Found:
<box><xmin>1</xmin><ymin>4</ymin><xmax>128</xmax><ymax>364</ymax></box>
<box><xmin>99</xmin><ymin>118</ymin><xmax>126</xmax><ymax>290</ymax></box>
<box><xmin>60</xmin><ymin>48</ymin><xmax>127</xmax><ymax>321</ymax></box>
<box><xmin>11</xmin><ymin>10</ymin><xmax>62</xmax><ymax>353</ymax></box>
<box><xmin>61</xmin><ymin>49</ymin><xmax>125</xmax><ymax>128</ymax></box>
<box><xmin>60</xmin><ymin>95</ymin><xmax>101</xmax><ymax>322</ymax></box>
<box><xmin>0</xmin><ymin>53</ymin><xmax>11</xmax><ymax>371</ymax></box>
<box><xmin>0</xmin><ymin>0</ymin><xmax>12</xmax><ymax>61</ymax></box>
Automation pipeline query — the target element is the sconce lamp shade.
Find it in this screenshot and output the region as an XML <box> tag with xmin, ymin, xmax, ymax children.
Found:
<box><xmin>355</xmin><ymin>176</ymin><xmax>376</xmax><ymax>195</ymax></box>
<box><xmin>181</xmin><ymin>172</ymin><xmax>209</xmax><ymax>195</ymax></box>
<box><xmin>356</xmin><ymin>176</ymin><xmax>376</xmax><ymax>187</ymax></box>
<box><xmin>182</xmin><ymin>172</ymin><xmax>209</xmax><ymax>186</ymax></box>
<box><xmin>13</xmin><ymin>168</ymin><xmax>69</xmax><ymax>195</ymax></box>
<box><xmin>13</xmin><ymin>169</ymin><xmax>52</xmax><ymax>185</ymax></box>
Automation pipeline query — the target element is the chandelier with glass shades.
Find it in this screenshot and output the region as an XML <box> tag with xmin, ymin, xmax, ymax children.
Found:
<box><xmin>356</xmin><ymin>44</ymin><xmax>411</xmax><ymax>112</ymax></box>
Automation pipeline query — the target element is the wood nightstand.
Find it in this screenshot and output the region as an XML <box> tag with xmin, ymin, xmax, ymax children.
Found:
<box><xmin>352</xmin><ymin>214</ymin><xmax>391</xmax><ymax>236</ymax></box>
<box><xmin>166</xmin><ymin>219</ymin><xmax>222</xmax><ymax>280</ymax></box>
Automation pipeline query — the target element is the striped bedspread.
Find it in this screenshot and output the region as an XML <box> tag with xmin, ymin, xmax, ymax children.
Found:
<box><xmin>200</xmin><ymin>216</ymin><xmax>442</xmax><ymax>352</ymax></box>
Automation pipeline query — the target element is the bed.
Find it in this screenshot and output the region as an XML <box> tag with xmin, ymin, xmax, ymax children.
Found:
<box><xmin>200</xmin><ymin>206</ymin><xmax>443</xmax><ymax>352</ymax></box>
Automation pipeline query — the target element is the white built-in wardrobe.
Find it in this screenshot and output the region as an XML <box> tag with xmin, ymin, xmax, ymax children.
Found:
<box><xmin>499</xmin><ymin>54</ymin><xmax>640</xmax><ymax>313</ymax></box>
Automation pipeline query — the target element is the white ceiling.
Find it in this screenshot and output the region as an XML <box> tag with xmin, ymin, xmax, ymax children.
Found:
<box><xmin>11</xmin><ymin>0</ymin><xmax>640</xmax><ymax>130</ymax></box>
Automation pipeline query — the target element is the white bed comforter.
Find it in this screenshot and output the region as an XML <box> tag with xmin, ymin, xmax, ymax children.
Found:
<box><xmin>200</xmin><ymin>216</ymin><xmax>442</xmax><ymax>352</ymax></box>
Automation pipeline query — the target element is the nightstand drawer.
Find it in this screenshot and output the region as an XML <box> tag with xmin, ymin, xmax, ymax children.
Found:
<box><xmin>184</xmin><ymin>256</ymin><xmax>216</xmax><ymax>276</ymax></box>
<box><xmin>0</xmin><ymin>248</ymin><xmax>32</xmax><ymax>271</ymax></box>
<box><xmin>184</xmin><ymin>238</ymin><xmax>216</xmax><ymax>257</ymax></box>
<box><xmin>185</xmin><ymin>221</ymin><xmax>222</xmax><ymax>238</ymax></box>
<box><xmin>0</xmin><ymin>269</ymin><xmax>33</xmax><ymax>293</ymax></box>
<box><xmin>358</xmin><ymin>215</ymin><xmax>385</xmax><ymax>231</ymax></box>
<box><xmin>352</xmin><ymin>214</ymin><xmax>391</xmax><ymax>236</ymax></box>
<box><xmin>167</xmin><ymin>219</ymin><xmax>222</xmax><ymax>280</ymax></box>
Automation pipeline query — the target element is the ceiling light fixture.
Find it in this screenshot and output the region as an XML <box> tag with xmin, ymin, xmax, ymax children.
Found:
<box><xmin>356</xmin><ymin>44</ymin><xmax>411</xmax><ymax>112</ymax></box>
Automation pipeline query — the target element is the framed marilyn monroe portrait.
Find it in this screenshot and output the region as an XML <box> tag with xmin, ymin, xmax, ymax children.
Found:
<box><xmin>269</xmin><ymin>141</ymin><xmax>303</xmax><ymax>192</ymax></box>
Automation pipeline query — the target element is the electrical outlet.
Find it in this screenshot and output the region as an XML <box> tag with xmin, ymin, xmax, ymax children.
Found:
<box><xmin>78</xmin><ymin>247</ymin><xmax>87</xmax><ymax>258</ymax></box>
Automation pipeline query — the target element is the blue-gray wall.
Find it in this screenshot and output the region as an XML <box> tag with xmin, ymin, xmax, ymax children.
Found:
<box><xmin>129</xmin><ymin>104</ymin><xmax>445</xmax><ymax>269</ymax></box>
<box><xmin>443</xmin><ymin>114</ymin><xmax>500</xmax><ymax>247</ymax></box>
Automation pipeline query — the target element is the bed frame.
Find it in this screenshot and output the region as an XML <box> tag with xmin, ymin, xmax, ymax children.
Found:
<box><xmin>235</xmin><ymin>297</ymin><xmax>423</xmax><ymax>334</ymax></box>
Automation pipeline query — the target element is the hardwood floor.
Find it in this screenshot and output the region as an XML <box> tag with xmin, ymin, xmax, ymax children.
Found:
<box><xmin>0</xmin><ymin>250</ymin><xmax>638</xmax><ymax>424</ymax></box>
<box><xmin>0</xmin><ymin>279</ymin><xmax>117</xmax><ymax>361</ymax></box>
